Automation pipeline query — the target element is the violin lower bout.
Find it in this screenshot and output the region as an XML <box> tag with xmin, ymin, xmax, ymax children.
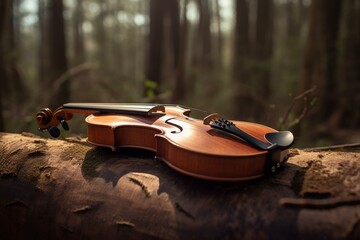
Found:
<box><xmin>86</xmin><ymin>124</ymin><xmax>269</xmax><ymax>181</ymax></box>
<box><xmin>155</xmin><ymin>135</ymin><xmax>267</xmax><ymax>181</ymax></box>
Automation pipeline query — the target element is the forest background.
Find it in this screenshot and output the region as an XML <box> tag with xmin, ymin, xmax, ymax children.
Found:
<box><xmin>0</xmin><ymin>0</ymin><xmax>359</xmax><ymax>148</ymax></box>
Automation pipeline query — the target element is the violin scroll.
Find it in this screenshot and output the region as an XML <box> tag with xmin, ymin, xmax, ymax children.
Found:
<box><xmin>36</xmin><ymin>108</ymin><xmax>53</xmax><ymax>125</ymax></box>
<box><xmin>36</xmin><ymin>107</ymin><xmax>72</xmax><ymax>137</ymax></box>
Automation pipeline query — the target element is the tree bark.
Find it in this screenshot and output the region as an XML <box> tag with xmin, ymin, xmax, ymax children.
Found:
<box><xmin>1</xmin><ymin>132</ymin><xmax>359</xmax><ymax>239</ymax></box>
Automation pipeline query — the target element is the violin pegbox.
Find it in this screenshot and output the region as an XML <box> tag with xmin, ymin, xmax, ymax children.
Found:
<box><xmin>36</xmin><ymin>108</ymin><xmax>71</xmax><ymax>138</ymax></box>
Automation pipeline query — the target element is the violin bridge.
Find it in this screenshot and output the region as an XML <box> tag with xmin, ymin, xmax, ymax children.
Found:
<box><xmin>148</xmin><ymin>105</ymin><xmax>166</xmax><ymax>115</ymax></box>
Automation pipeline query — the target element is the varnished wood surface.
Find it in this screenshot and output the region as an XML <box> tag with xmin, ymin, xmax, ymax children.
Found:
<box><xmin>37</xmin><ymin>104</ymin><xmax>282</xmax><ymax>181</ymax></box>
<box><xmin>85</xmin><ymin>106</ymin><xmax>274</xmax><ymax>156</ymax></box>
<box><xmin>85</xmin><ymin>106</ymin><xmax>277</xmax><ymax>180</ymax></box>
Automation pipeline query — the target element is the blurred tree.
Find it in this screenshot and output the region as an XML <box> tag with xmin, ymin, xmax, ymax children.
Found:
<box><xmin>47</xmin><ymin>0</ymin><xmax>69</xmax><ymax>108</ymax></box>
<box><xmin>233</xmin><ymin>0</ymin><xmax>274</xmax><ymax>121</ymax></box>
<box><xmin>147</xmin><ymin>0</ymin><xmax>164</xmax><ymax>96</ymax></box>
<box><xmin>73</xmin><ymin>0</ymin><xmax>86</xmax><ymax>65</ymax></box>
<box><xmin>253</xmin><ymin>0</ymin><xmax>274</xmax><ymax>107</ymax></box>
<box><xmin>38</xmin><ymin>0</ymin><xmax>50</xmax><ymax>104</ymax></box>
<box><xmin>338</xmin><ymin>0</ymin><xmax>360</xmax><ymax>128</ymax></box>
<box><xmin>194</xmin><ymin>0</ymin><xmax>212</xmax><ymax>69</ymax></box>
<box><xmin>0</xmin><ymin>0</ymin><xmax>28</xmax><ymax>131</ymax></box>
<box><xmin>0</xmin><ymin>0</ymin><xmax>7</xmax><ymax>131</ymax></box>
<box><xmin>1</xmin><ymin>0</ymin><xmax>28</xmax><ymax>108</ymax></box>
<box><xmin>214</xmin><ymin>0</ymin><xmax>223</xmax><ymax>65</ymax></box>
<box><xmin>173</xmin><ymin>0</ymin><xmax>189</xmax><ymax>102</ymax></box>
<box><xmin>300</xmin><ymin>0</ymin><xmax>342</xmax><ymax>127</ymax></box>
<box><xmin>233</xmin><ymin>0</ymin><xmax>250</xmax><ymax>110</ymax></box>
<box><xmin>285</xmin><ymin>0</ymin><xmax>303</xmax><ymax>37</ymax></box>
<box><xmin>146</xmin><ymin>0</ymin><xmax>180</xmax><ymax>97</ymax></box>
<box><xmin>233</xmin><ymin>0</ymin><xmax>250</xmax><ymax>65</ymax></box>
<box><xmin>94</xmin><ymin>1</ymin><xmax>109</xmax><ymax>75</ymax></box>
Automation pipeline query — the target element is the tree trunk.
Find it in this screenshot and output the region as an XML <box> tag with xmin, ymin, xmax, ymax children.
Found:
<box><xmin>94</xmin><ymin>2</ymin><xmax>110</xmax><ymax>78</ymax></box>
<box><xmin>8</xmin><ymin>0</ymin><xmax>27</xmax><ymax>108</ymax></box>
<box><xmin>195</xmin><ymin>0</ymin><xmax>212</xmax><ymax>69</ymax></box>
<box><xmin>0</xmin><ymin>0</ymin><xmax>27</xmax><ymax>108</ymax></box>
<box><xmin>214</xmin><ymin>0</ymin><xmax>223</xmax><ymax>65</ymax></box>
<box><xmin>1</xmin><ymin>132</ymin><xmax>360</xmax><ymax>239</ymax></box>
<box><xmin>338</xmin><ymin>0</ymin><xmax>360</xmax><ymax>128</ymax></box>
<box><xmin>233</xmin><ymin>0</ymin><xmax>274</xmax><ymax>121</ymax></box>
<box><xmin>48</xmin><ymin>0</ymin><xmax>69</xmax><ymax>108</ymax></box>
<box><xmin>0</xmin><ymin>0</ymin><xmax>7</xmax><ymax>131</ymax></box>
<box><xmin>300</xmin><ymin>0</ymin><xmax>342</xmax><ymax>125</ymax></box>
<box><xmin>233</xmin><ymin>0</ymin><xmax>251</xmax><ymax>118</ymax></box>
<box><xmin>146</xmin><ymin>0</ymin><xmax>180</xmax><ymax>98</ymax></box>
<box><xmin>254</xmin><ymin>0</ymin><xmax>273</xmax><ymax>103</ymax></box>
<box><xmin>38</xmin><ymin>0</ymin><xmax>49</xmax><ymax>105</ymax></box>
<box><xmin>73</xmin><ymin>0</ymin><xmax>85</xmax><ymax>65</ymax></box>
<box><xmin>0</xmin><ymin>0</ymin><xmax>28</xmax><ymax>130</ymax></box>
<box><xmin>146</xmin><ymin>0</ymin><xmax>165</xmax><ymax>95</ymax></box>
<box><xmin>172</xmin><ymin>0</ymin><xmax>189</xmax><ymax>102</ymax></box>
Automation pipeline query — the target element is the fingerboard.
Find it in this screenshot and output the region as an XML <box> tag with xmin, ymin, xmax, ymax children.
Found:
<box><xmin>63</xmin><ymin>103</ymin><xmax>165</xmax><ymax>116</ymax></box>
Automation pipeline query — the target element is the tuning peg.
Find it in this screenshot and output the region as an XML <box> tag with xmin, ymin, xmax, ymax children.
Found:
<box><xmin>56</xmin><ymin>116</ymin><xmax>69</xmax><ymax>131</ymax></box>
<box><xmin>60</xmin><ymin>120</ymin><xmax>69</xmax><ymax>131</ymax></box>
<box><xmin>48</xmin><ymin>126</ymin><xmax>61</xmax><ymax>138</ymax></box>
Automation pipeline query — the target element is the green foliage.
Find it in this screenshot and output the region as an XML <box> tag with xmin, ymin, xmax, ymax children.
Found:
<box><xmin>144</xmin><ymin>79</ymin><xmax>158</xmax><ymax>99</ymax></box>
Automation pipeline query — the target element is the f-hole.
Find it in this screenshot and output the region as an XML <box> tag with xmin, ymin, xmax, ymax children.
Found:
<box><xmin>165</xmin><ymin>118</ymin><xmax>183</xmax><ymax>134</ymax></box>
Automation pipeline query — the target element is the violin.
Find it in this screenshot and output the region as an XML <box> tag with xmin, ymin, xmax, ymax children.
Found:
<box><xmin>35</xmin><ymin>103</ymin><xmax>294</xmax><ymax>181</ymax></box>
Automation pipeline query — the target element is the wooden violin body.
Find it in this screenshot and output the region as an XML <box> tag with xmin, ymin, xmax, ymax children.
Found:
<box><xmin>36</xmin><ymin>103</ymin><xmax>293</xmax><ymax>181</ymax></box>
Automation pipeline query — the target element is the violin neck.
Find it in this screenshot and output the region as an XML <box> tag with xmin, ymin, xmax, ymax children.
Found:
<box><xmin>62</xmin><ymin>103</ymin><xmax>165</xmax><ymax>116</ymax></box>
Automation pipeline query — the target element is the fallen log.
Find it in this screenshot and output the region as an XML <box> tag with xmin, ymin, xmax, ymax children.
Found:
<box><xmin>0</xmin><ymin>132</ymin><xmax>359</xmax><ymax>239</ymax></box>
